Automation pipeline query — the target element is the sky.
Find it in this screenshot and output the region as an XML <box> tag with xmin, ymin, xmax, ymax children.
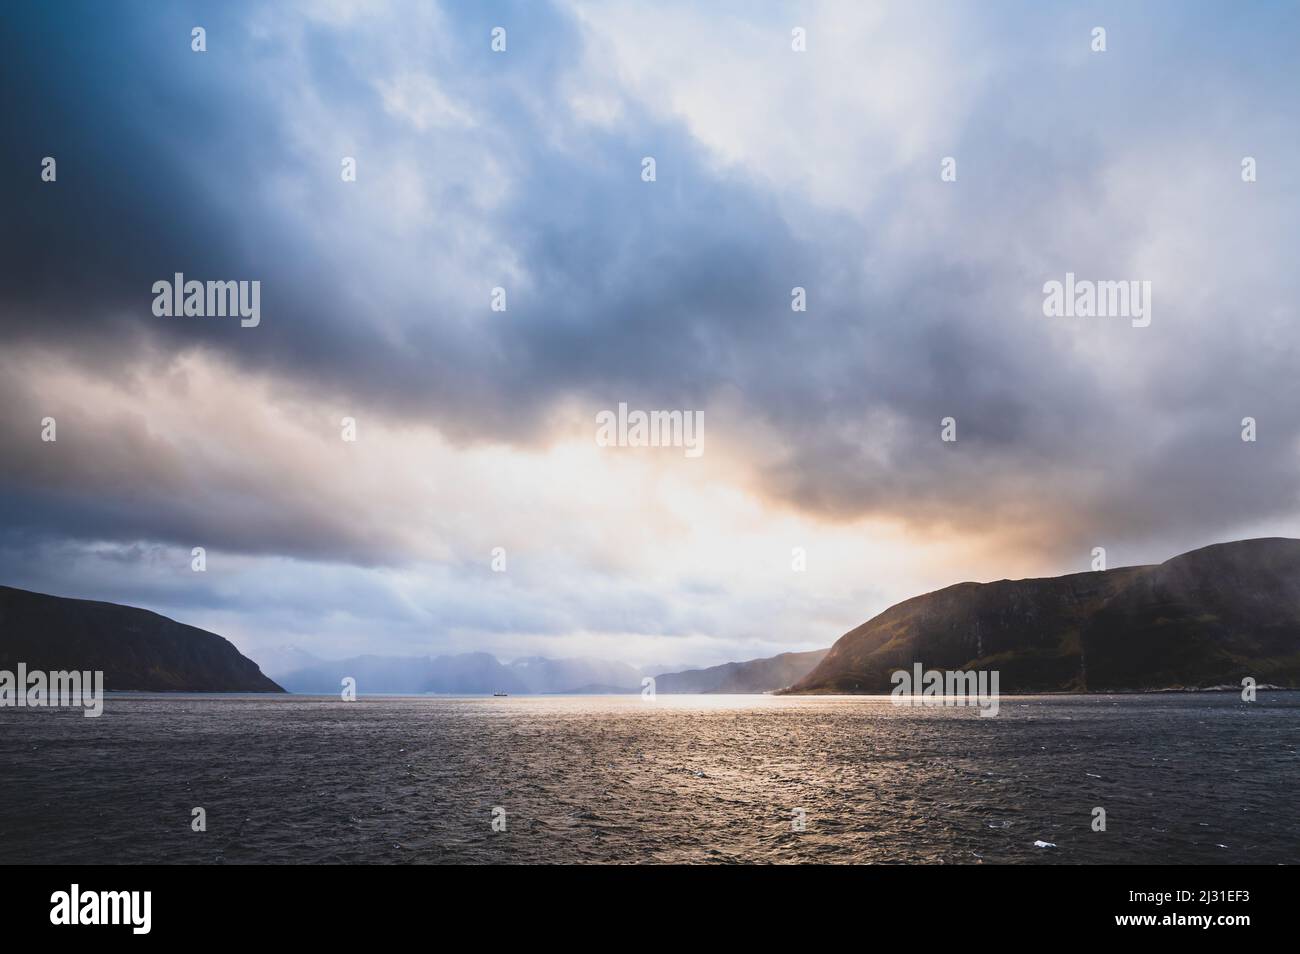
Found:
<box><xmin>2</xmin><ymin>1</ymin><xmax>1299</xmax><ymax>670</ymax></box>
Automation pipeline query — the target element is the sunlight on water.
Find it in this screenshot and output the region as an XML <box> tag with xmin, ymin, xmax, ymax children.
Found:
<box><xmin>2</xmin><ymin>692</ymin><xmax>1296</xmax><ymax>864</ymax></box>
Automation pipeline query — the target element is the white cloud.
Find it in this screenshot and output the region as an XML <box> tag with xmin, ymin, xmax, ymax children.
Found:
<box><xmin>376</xmin><ymin>70</ymin><xmax>476</xmax><ymax>131</ymax></box>
<box><xmin>564</xmin><ymin>0</ymin><xmax>983</xmax><ymax>215</ymax></box>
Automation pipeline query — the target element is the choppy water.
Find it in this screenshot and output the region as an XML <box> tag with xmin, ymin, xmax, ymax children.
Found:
<box><xmin>1</xmin><ymin>692</ymin><xmax>1296</xmax><ymax>864</ymax></box>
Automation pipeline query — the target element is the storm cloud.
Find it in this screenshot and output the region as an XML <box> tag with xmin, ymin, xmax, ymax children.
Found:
<box><xmin>3</xmin><ymin>1</ymin><xmax>1299</xmax><ymax>666</ymax></box>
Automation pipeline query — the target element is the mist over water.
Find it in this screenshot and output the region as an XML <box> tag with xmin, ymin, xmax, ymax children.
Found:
<box><xmin>2</xmin><ymin>693</ymin><xmax>1295</xmax><ymax>864</ymax></box>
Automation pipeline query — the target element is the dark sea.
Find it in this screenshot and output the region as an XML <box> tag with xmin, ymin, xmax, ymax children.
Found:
<box><xmin>1</xmin><ymin>692</ymin><xmax>1296</xmax><ymax>864</ymax></box>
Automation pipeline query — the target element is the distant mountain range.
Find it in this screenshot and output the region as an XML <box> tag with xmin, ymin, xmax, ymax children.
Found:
<box><xmin>790</xmin><ymin>538</ymin><xmax>1300</xmax><ymax>693</ymax></box>
<box><xmin>272</xmin><ymin>652</ymin><xmax>655</xmax><ymax>695</ymax></box>
<box><xmin>272</xmin><ymin>649</ymin><xmax>827</xmax><ymax>695</ymax></box>
<box><xmin>6</xmin><ymin>537</ymin><xmax>1298</xmax><ymax>696</ymax></box>
<box><xmin>0</xmin><ymin>585</ymin><xmax>282</xmax><ymax>692</ymax></box>
<box><xmin>654</xmin><ymin>650</ymin><xmax>828</xmax><ymax>693</ymax></box>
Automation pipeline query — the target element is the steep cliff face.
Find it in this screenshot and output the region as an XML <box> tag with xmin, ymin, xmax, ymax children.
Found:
<box><xmin>1078</xmin><ymin>538</ymin><xmax>1300</xmax><ymax>690</ymax></box>
<box><xmin>790</xmin><ymin>539</ymin><xmax>1300</xmax><ymax>693</ymax></box>
<box><xmin>0</xmin><ymin>586</ymin><xmax>283</xmax><ymax>692</ymax></box>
